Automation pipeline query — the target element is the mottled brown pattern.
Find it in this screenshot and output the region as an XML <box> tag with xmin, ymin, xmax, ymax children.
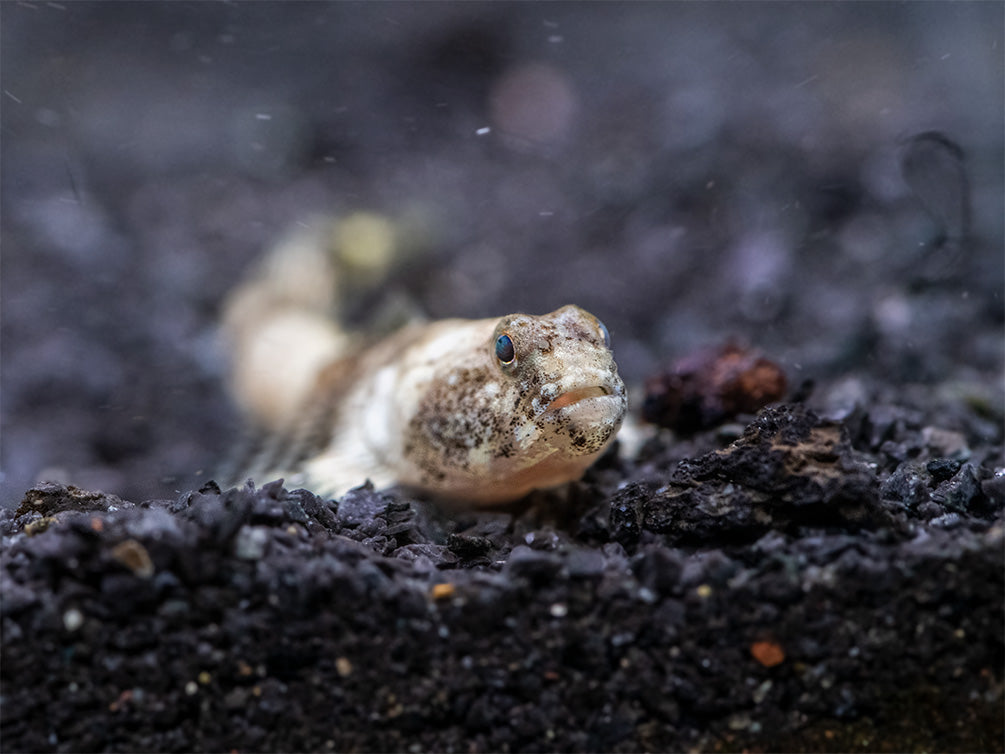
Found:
<box><xmin>407</xmin><ymin>368</ymin><xmax>498</xmax><ymax>471</ymax></box>
<box><xmin>393</xmin><ymin>306</ymin><xmax>627</xmax><ymax>502</ymax></box>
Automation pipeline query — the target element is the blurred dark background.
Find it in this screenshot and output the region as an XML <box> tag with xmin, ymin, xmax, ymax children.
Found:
<box><xmin>2</xmin><ymin>2</ymin><xmax>1002</xmax><ymax>505</ymax></box>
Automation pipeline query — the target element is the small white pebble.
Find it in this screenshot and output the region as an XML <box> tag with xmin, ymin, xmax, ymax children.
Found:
<box><xmin>549</xmin><ymin>603</ymin><xmax>568</xmax><ymax>618</ymax></box>
<box><xmin>234</xmin><ymin>526</ymin><xmax>269</xmax><ymax>560</ymax></box>
<box><xmin>63</xmin><ymin>608</ymin><xmax>84</xmax><ymax>632</ymax></box>
<box><xmin>476</xmin><ymin>127</ymin><xmax>491</xmax><ymax>135</ymax></box>
<box><xmin>335</xmin><ymin>657</ymin><xmax>353</xmax><ymax>677</ymax></box>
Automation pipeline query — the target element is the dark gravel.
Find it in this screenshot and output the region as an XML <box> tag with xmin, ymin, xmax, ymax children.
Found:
<box><xmin>2</xmin><ymin>3</ymin><xmax>1002</xmax><ymax>752</ymax></box>
<box><xmin>3</xmin><ymin>400</ymin><xmax>1002</xmax><ymax>751</ymax></box>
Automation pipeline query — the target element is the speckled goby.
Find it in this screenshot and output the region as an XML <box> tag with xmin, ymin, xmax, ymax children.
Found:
<box><xmin>219</xmin><ymin>214</ymin><xmax>627</xmax><ymax>505</ymax></box>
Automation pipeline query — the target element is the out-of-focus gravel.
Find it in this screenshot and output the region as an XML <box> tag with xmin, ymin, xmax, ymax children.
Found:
<box><xmin>2</xmin><ymin>2</ymin><xmax>1001</xmax><ymax>504</ymax></box>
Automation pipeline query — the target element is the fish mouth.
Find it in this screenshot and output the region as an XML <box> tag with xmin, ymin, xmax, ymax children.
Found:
<box><xmin>544</xmin><ymin>386</ymin><xmax>613</xmax><ymax>413</ymax></box>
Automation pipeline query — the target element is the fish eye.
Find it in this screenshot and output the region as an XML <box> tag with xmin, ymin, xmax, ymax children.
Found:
<box><xmin>597</xmin><ymin>319</ymin><xmax>611</xmax><ymax>349</ymax></box>
<box><xmin>495</xmin><ymin>333</ymin><xmax>516</xmax><ymax>364</ymax></box>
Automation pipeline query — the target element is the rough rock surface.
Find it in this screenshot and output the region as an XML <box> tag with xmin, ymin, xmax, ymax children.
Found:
<box><xmin>4</xmin><ymin>404</ymin><xmax>1002</xmax><ymax>752</ymax></box>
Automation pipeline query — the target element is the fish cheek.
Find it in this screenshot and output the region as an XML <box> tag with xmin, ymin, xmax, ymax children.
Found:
<box><xmin>404</xmin><ymin>368</ymin><xmax>504</xmax><ymax>481</ymax></box>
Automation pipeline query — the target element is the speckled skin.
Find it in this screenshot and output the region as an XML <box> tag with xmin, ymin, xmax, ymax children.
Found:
<box><xmin>222</xmin><ymin>223</ymin><xmax>627</xmax><ymax>505</ymax></box>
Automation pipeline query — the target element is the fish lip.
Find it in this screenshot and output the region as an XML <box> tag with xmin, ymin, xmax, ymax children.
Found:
<box><xmin>544</xmin><ymin>385</ymin><xmax>614</xmax><ymax>413</ymax></box>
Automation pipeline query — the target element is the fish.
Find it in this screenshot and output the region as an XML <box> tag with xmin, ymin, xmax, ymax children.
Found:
<box><xmin>220</xmin><ymin>216</ymin><xmax>627</xmax><ymax>505</ymax></box>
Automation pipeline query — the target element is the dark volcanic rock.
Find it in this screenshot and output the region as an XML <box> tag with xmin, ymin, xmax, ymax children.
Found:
<box><xmin>612</xmin><ymin>406</ymin><xmax>895</xmax><ymax>550</ymax></box>
<box><xmin>3</xmin><ymin>457</ymin><xmax>1002</xmax><ymax>752</ymax></box>
<box><xmin>641</xmin><ymin>343</ymin><xmax>788</xmax><ymax>434</ymax></box>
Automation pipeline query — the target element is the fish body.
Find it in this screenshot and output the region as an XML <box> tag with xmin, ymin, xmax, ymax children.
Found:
<box><xmin>222</xmin><ymin>219</ymin><xmax>626</xmax><ymax>505</ymax></box>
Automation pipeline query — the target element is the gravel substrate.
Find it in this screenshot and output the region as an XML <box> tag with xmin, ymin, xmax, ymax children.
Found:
<box><xmin>3</xmin><ymin>400</ymin><xmax>1002</xmax><ymax>751</ymax></box>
